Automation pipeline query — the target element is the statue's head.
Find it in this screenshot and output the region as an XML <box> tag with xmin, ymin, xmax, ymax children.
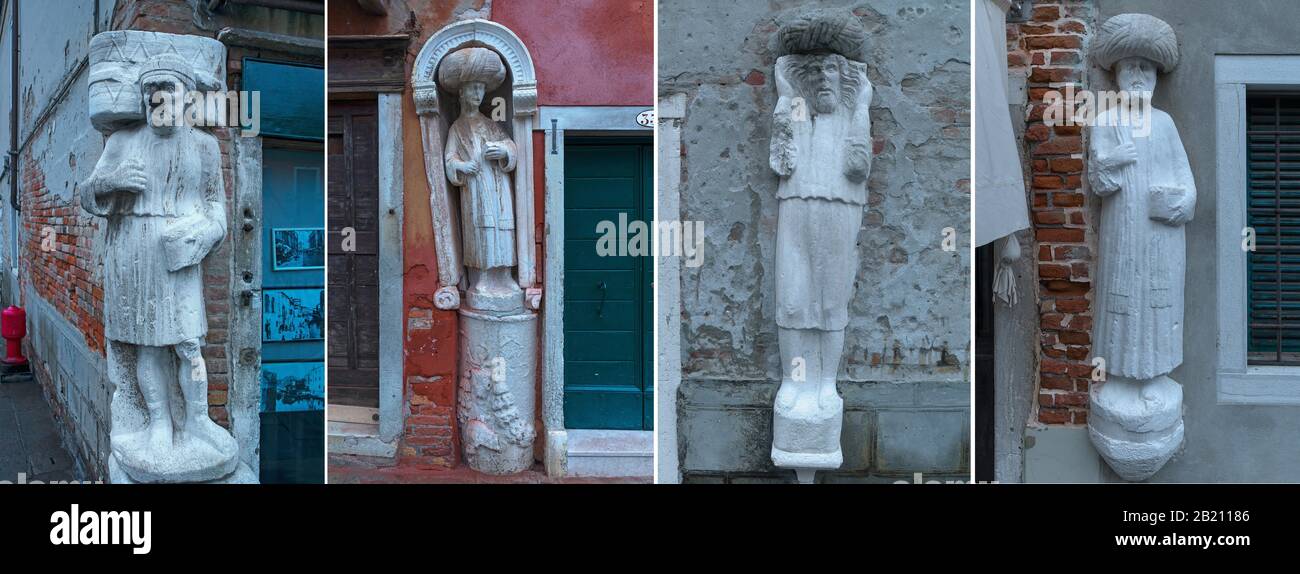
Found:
<box><xmin>459</xmin><ymin>82</ymin><xmax>486</xmax><ymax>110</ymax></box>
<box><xmin>775</xmin><ymin>11</ymin><xmax>869</xmax><ymax>115</ymax></box>
<box><xmin>439</xmin><ymin>47</ymin><xmax>506</xmax><ymax>114</ymax></box>
<box><xmin>792</xmin><ymin>54</ymin><xmax>850</xmax><ymax>114</ymax></box>
<box><xmin>1093</xmin><ymin>13</ymin><xmax>1179</xmax><ymax>94</ymax></box>
<box><xmin>138</xmin><ymin>54</ymin><xmax>195</xmax><ymax>136</ymax></box>
<box><xmin>1114</xmin><ymin>56</ymin><xmax>1158</xmax><ymax>95</ymax></box>
<box><xmin>787</xmin><ymin>53</ymin><xmax>863</xmax><ymax>115</ymax></box>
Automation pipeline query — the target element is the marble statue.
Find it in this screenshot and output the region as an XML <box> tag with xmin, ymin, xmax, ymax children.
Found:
<box><xmin>81</xmin><ymin>31</ymin><xmax>251</xmax><ymax>483</ymax></box>
<box><xmin>1086</xmin><ymin>14</ymin><xmax>1193</xmax><ymax>481</ymax></box>
<box><xmin>442</xmin><ymin>47</ymin><xmax>522</xmax><ymax>309</ymax></box>
<box><xmin>768</xmin><ymin>11</ymin><xmax>873</xmax><ymax>483</ymax></box>
<box><xmin>436</xmin><ymin>46</ymin><xmax>537</xmax><ymax>474</ymax></box>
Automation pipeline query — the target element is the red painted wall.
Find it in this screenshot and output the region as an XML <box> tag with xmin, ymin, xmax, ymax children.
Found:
<box><xmin>493</xmin><ymin>0</ymin><xmax>654</xmax><ymax>106</ymax></box>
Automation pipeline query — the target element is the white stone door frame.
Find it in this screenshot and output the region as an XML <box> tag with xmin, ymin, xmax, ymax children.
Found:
<box><xmin>1215</xmin><ymin>55</ymin><xmax>1300</xmax><ymax>405</ymax></box>
<box><xmin>541</xmin><ymin>105</ymin><xmax>654</xmax><ymax>477</ymax></box>
<box><xmin>327</xmin><ymin>92</ymin><xmax>404</xmax><ymax>457</ymax></box>
<box><xmin>655</xmin><ymin>94</ymin><xmax>685</xmax><ymax>484</ymax></box>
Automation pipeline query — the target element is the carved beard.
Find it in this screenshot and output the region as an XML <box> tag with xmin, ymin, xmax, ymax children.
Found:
<box><xmin>813</xmin><ymin>91</ymin><xmax>838</xmax><ymax>114</ymax></box>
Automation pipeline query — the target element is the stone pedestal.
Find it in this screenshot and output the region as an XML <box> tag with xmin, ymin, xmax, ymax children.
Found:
<box><xmin>771</xmin><ymin>388</ymin><xmax>843</xmax><ymax>483</ymax></box>
<box><xmin>1088</xmin><ymin>374</ymin><xmax>1184</xmax><ymax>481</ymax></box>
<box><xmin>458</xmin><ymin>306</ymin><xmax>538</xmax><ymax>475</ymax></box>
<box><xmin>110</xmin><ymin>455</ymin><xmax>256</xmax><ymax>484</ymax></box>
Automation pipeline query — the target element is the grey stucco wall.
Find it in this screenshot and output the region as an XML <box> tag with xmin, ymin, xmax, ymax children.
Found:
<box><xmin>660</xmin><ymin>0</ymin><xmax>971</xmax><ymax>483</ymax></box>
<box><xmin>1077</xmin><ymin>0</ymin><xmax>1300</xmax><ymax>482</ymax></box>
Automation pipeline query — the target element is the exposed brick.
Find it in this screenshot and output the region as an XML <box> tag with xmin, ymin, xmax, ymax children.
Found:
<box><xmin>1036</xmin><ymin>228</ymin><xmax>1085</xmax><ymax>243</ymax></box>
<box><xmin>1025</xmin><ymin>35</ymin><xmax>1083</xmax><ymax>50</ymax></box>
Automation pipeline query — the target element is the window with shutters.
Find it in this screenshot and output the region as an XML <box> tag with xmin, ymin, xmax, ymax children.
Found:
<box><xmin>1215</xmin><ymin>55</ymin><xmax>1300</xmax><ymax>404</ymax></box>
<box><xmin>1246</xmin><ymin>94</ymin><xmax>1300</xmax><ymax>365</ymax></box>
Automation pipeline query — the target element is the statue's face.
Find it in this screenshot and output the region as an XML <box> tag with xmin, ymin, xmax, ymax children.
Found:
<box><xmin>810</xmin><ymin>57</ymin><xmax>841</xmax><ymax>114</ymax></box>
<box><xmin>143</xmin><ymin>72</ymin><xmax>187</xmax><ymax>136</ymax></box>
<box><xmin>460</xmin><ymin>82</ymin><xmax>486</xmax><ymax>109</ymax></box>
<box><xmin>1115</xmin><ymin>57</ymin><xmax>1158</xmax><ymax>95</ymax></box>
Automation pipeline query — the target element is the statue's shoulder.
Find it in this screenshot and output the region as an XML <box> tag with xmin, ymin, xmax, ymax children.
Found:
<box><xmin>190</xmin><ymin>129</ymin><xmax>221</xmax><ymax>154</ymax></box>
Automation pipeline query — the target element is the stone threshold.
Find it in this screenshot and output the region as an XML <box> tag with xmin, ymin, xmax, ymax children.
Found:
<box><xmin>565</xmin><ymin>429</ymin><xmax>653</xmax><ymax>479</ymax></box>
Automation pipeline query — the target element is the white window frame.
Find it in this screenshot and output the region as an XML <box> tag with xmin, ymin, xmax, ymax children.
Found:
<box><xmin>1216</xmin><ymin>55</ymin><xmax>1300</xmax><ymax>404</ymax></box>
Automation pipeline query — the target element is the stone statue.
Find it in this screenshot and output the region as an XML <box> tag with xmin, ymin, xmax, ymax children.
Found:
<box><xmin>442</xmin><ymin>47</ymin><xmax>522</xmax><ymax>310</ymax></box>
<box><xmin>81</xmin><ymin>32</ymin><xmax>250</xmax><ymax>483</ymax></box>
<box><xmin>437</xmin><ymin>46</ymin><xmax>537</xmax><ymax>474</ymax></box>
<box><xmin>1086</xmin><ymin>14</ymin><xmax>1193</xmax><ymax>481</ymax></box>
<box><xmin>768</xmin><ymin>11</ymin><xmax>873</xmax><ymax>483</ymax></box>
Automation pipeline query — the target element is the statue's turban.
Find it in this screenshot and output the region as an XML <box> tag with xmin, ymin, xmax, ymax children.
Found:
<box><xmin>1092</xmin><ymin>13</ymin><xmax>1179</xmax><ymax>72</ymax></box>
<box><xmin>138</xmin><ymin>53</ymin><xmax>195</xmax><ymax>89</ymax></box>
<box><xmin>438</xmin><ymin>47</ymin><xmax>507</xmax><ymax>92</ymax></box>
<box><xmin>777</xmin><ymin>10</ymin><xmax>868</xmax><ymax>62</ymax></box>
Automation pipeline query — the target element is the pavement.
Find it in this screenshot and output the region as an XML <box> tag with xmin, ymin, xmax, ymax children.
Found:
<box><xmin>0</xmin><ymin>371</ymin><xmax>81</xmax><ymax>483</ymax></box>
<box><xmin>328</xmin><ymin>453</ymin><xmax>651</xmax><ymax>484</ymax></box>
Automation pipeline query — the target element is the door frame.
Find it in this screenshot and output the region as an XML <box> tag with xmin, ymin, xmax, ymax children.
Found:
<box><xmin>323</xmin><ymin>92</ymin><xmax>404</xmax><ymax>458</ymax></box>
<box><xmin>541</xmin><ymin>105</ymin><xmax>653</xmax><ymax>476</ymax></box>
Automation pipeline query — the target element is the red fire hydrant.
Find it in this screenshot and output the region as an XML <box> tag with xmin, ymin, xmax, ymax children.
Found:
<box><xmin>2</xmin><ymin>305</ymin><xmax>28</xmax><ymax>366</ymax></box>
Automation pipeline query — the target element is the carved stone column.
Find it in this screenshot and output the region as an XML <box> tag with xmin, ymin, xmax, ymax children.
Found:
<box><xmin>1085</xmin><ymin>14</ymin><xmax>1193</xmax><ymax>481</ymax></box>
<box><xmin>82</xmin><ymin>31</ymin><xmax>253</xmax><ymax>483</ymax></box>
<box><xmin>413</xmin><ymin>21</ymin><xmax>541</xmax><ymax>475</ymax></box>
<box><xmin>767</xmin><ymin>11</ymin><xmax>874</xmax><ymax>484</ymax></box>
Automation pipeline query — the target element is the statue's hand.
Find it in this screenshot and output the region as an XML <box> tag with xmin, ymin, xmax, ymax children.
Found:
<box><xmin>111</xmin><ymin>159</ymin><xmax>148</xmax><ymax>194</ymax></box>
<box><xmin>483</xmin><ymin>143</ymin><xmax>507</xmax><ymax>161</ymax></box>
<box><xmin>1104</xmin><ymin>142</ymin><xmax>1138</xmax><ymax>170</ymax></box>
<box><xmin>457</xmin><ymin>160</ymin><xmax>480</xmax><ymax>176</ymax></box>
<box><xmin>774</xmin><ymin>56</ymin><xmax>795</xmax><ymax>98</ymax></box>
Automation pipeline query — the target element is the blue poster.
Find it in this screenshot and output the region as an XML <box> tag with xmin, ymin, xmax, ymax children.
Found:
<box><xmin>263</xmin><ymin>288</ymin><xmax>324</xmax><ymax>342</ymax></box>
<box><xmin>260</xmin><ymin>362</ymin><xmax>324</xmax><ymax>413</ymax></box>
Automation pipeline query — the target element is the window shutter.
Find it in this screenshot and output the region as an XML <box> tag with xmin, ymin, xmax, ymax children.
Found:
<box><xmin>1247</xmin><ymin>94</ymin><xmax>1300</xmax><ymax>364</ymax></box>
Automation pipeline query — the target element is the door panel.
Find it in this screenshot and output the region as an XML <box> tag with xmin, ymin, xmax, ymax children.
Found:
<box><xmin>326</xmin><ymin>100</ymin><xmax>381</xmax><ymax>407</ymax></box>
<box><xmin>563</xmin><ymin>139</ymin><xmax>654</xmax><ymax>430</ymax></box>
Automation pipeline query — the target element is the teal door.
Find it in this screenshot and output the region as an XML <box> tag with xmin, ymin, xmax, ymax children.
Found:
<box><xmin>564</xmin><ymin>138</ymin><xmax>653</xmax><ymax>430</ymax></box>
<box><xmin>259</xmin><ymin>148</ymin><xmax>325</xmax><ymax>483</ymax></box>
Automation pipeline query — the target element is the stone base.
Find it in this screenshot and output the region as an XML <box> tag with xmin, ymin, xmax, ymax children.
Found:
<box><xmin>110</xmin><ymin>455</ymin><xmax>256</xmax><ymax>484</ymax></box>
<box><xmin>111</xmin><ymin>426</ymin><xmax>240</xmax><ymax>483</ymax></box>
<box><xmin>771</xmin><ymin>381</ymin><xmax>844</xmax><ymax>479</ymax></box>
<box><xmin>1088</xmin><ymin>374</ymin><xmax>1184</xmax><ymax>481</ymax></box>
<box><xmin>458</xmin><ymin>306</ymin><xmax>538</xmax><ymax>475</ymax></box>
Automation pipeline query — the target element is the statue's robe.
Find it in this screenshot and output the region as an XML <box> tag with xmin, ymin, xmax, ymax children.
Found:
<box><xmin>1088</xmin><ymin>107</ymin><xmax>1196</xmax><ymax>380</ymax></box>
<box><xmin>81</xmin><ymin>125</ymin><xmax>226</xmax><ymax>347</ymax></box>
<box><xmin>770</xmin><ymin>56</ymin><xmax>872</xmax><ymax>332</ymax></box>
<box><xmin>444</xmin><ymin>113</ymin><xmax>518</xmax><ymax>271</ymax></box>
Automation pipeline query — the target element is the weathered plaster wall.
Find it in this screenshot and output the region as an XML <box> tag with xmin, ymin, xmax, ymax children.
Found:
<box><xmin>660</xmin><ymin>0</ymin><xmax>971</xmax><ymax>483</ymax></box>
<box><xmin>494</xmin><ymin>0</ymin><xmax>653</xmax><ymax>106</ymax></box>
<box><xmin>1026</xmin><ymin>0</ymin><xmax>1300</xmax><ymax>483</ymax></box>
<box><xmin>7</xmin><ymin>0</ymin><xmax>118</xmax><ymax>479</ymax></box>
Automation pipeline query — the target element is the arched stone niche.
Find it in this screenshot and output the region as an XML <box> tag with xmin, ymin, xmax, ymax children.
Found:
<box><xmin>412</xmin><ymin>19</ymin><xmax>539</xmax><ymax>305</ymax></box>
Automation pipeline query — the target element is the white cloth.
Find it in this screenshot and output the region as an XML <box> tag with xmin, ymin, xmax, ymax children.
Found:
<box><xmin>974</xmin><ymin>0</ymin><xmax>1030</xmax><ymax>247</ymax></box>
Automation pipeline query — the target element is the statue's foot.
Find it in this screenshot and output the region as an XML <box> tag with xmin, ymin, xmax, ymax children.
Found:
<box><xmin>185</xmin><ymin>413</ymin><xmax>233</xmax><ymax>448</ymax></box>
<box><xmin>775</xmin><ymin>378</ymin><xmax>798</xmax><ymax>411</ymax></box>
<box><xmin>817</xmin><ymin>379</ymin><xmax>840</xmax><ymax>411</ymax></box>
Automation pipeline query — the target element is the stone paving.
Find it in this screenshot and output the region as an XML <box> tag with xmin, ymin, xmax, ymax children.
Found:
<box><xmin>328</xmin><ymin>453</ymin><xmax>651</xmax><ymax>484</ymax></box>
<box><xmin>0</xmin><ymin>371</ymin><xmax>80</xmax><ymax>483</ymax></box>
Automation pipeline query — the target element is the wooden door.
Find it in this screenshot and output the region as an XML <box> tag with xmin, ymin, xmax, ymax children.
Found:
<box><xmin>326</xmin><ymin>100</ymin><xmax>381</xmax><ymax>408</ymax></box>
<box><xmin>563</xmin><ymin>138</ymin><xmax>654</xmax><ymax>430</ymax></box>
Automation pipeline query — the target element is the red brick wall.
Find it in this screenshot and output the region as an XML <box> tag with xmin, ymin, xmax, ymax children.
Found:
<box><xmin>21</xmin><ymin>154</ymin><xmax>106</xmax><ymax>356</ymax></box>
<box><xmin>1008</xmin><ymin>1</ymin><xmax>1094</xmax><ymax>425</ymax></box>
